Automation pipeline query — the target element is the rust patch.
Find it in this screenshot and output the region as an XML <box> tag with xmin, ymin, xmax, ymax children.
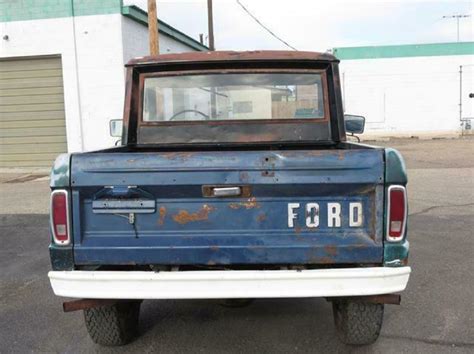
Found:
<box><xmin>307</xmin><ymin>150</ymin><xmax>324</xmax><ymax>157</ymax></box>
<box><xmin>210</xmin><ymin>245</ymin><xmax>219</xmax><ymax>252</ymax></box>
<box><xmin>324</xmin><ymin>245</ymin><xmax>338</xmax><ymax>256</ymax></box>
<box><xmin>356</xmin><ymin>185</ymin><xmax>375</xmax><ymax>195</ymax></box>
<box><xmin>294</xmin><ymin>226</ymin><xmax>302</xmax><ymax>235</ymax></box>
<box><xmin>157</xmin><ymin>206</ymin><xmax>167</xmax><ymax>225</ymax></box>
<box><xmin>306</xmin><ymin>251</ymin><xmax>334</xmax><ymax>264</ymax></box>
<box><xmin>228</xmin><ymin>197</ymin><xmax>261</xmax><ymax>210</ymax></box>
<box><xmin>172</xmin><ymin>204</ymin><xmax>215</xmax><ymax>224</ymax></box>
<box><xmin>235</xmin><ymin>132</ymin><xmax>279</xmax><ymax>143</ymax></box>
<box><xmin>319</xmin><ymin>257</ymin><xmax>335</xmax><ymax>264</ymax></box>
<box><xmin>256</xmin><ymin>213</ymin><xmax>267</xmax><ymax>222</ymax></box>
<box><xmin>163</xmin><ymin>152</ymin><xmax>196</xmax><ymax>160</ymax></box>
<box><xmin>127</xmin><ymin>50</ymin><xmax>337</xmax><ymax>67</ymax></box>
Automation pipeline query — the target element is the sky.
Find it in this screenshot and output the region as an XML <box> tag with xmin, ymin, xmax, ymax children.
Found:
<box><xmin>125</xmin><ymin>0</ymin><xmax>474</xmax><ymax>51</ymax></box>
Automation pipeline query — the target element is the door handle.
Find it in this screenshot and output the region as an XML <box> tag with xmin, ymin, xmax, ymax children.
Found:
<box><xmin>202</xmin><ymin>185</ymin><xmax>251</xmax><ymax>198</ymax></box>
<box><xmin>212</xmin><ymin>187</ymin><xmax>242</xmax><ymax>197</ymax></box>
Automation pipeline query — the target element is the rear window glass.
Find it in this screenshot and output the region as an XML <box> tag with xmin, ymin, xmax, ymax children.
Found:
<box><xmin>143</xmin><ymin>73</ymin><xmax>326</xmax><ymax>122</ymax></box>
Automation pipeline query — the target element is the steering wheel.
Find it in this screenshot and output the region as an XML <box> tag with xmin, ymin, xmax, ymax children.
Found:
<box><xmin>169</xmin><ymin>109</ymin><xmax>210</xmax><ymax>121</ymax></box>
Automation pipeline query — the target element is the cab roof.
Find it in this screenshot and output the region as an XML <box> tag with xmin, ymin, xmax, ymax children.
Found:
<box><xmin>126</xmin><ymin>50</ymin><xmax>338</xmax><ymax>67</ymax></box>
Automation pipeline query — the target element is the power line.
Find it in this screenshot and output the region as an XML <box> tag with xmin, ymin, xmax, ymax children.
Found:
<box><xmin>235</xmin><ymin>0</ymin><xmax>297</xmax><ymax>51</ymax></box>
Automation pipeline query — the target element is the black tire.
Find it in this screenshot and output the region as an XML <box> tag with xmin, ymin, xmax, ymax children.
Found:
<box><xmin>83</xmin><ymin>301</ymin><xmax>141</xmax><ymax>346</ymax></box>
<box><xmin>332</xmin><ymin>299</ymin><xmax>384</xmax><ymax>345</ymax></box>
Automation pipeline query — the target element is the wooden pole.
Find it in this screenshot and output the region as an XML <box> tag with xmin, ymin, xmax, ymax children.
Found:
<box><xmin>148</xmin><ymin>0</ymin><xmax>159</xmax><ymax>55</ymax></box>
<box><xmin>207</xmin><ymin>0</ymin><xmax>216</xmax><ymax>118</ymax></box>
<box><xmin>207</xmin><ymin>0</ymin><xmax>215</xmax><ymax>50</ymax></box>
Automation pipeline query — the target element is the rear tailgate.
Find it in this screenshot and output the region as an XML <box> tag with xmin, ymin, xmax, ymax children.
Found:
<box><xmin>70</xmin><ymin>149</ymin><xmax>384</xmax><ymax>266</ymax></box>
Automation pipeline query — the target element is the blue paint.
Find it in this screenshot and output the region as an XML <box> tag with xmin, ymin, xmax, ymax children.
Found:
<box><xmin>384</xmin><ymin>240</ymin><xmax>409</xmax><ymax>266</ymax></box>
<box><xmin>385</xmin><ymin>148</ymin><xmax>407</xmax><ymax>184</ymax></box>
<box><xmin>69</xmin><ymin>149</ymin><xmax>386</xmax><ymax>265</ymax></box>
<box><xmin>383</xmin><ymin>148</ymin><xmax>409</xmax><ymax>265</ymax></box>
<box><xmin>50</xmin><ymin>153</ymin><xmax>71</xmax><ymax>188</ymax></box>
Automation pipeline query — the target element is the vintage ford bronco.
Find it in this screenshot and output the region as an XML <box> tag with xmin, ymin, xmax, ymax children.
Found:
<box><xmin>48</xmin><ymin>51</ymin><xmax>410</xmax><ymax>346</ymax></box>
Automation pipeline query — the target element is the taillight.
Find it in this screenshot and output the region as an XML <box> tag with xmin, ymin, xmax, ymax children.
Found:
<box><xmin>51</xmin><ymin>190</ymin><xmax>70</xmax><ymax>245</ymax></box>
<box><xmin>387</xmin><ymin>185</ymin><xmax>407</xmax><ymax>242</ymax></box>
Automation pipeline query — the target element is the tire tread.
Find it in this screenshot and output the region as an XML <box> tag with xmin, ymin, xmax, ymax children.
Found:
<box><xmin>83</xmin><ymin>302</ymin><xmax>140</xmax><ymax>346</ymax></box>
<box><xmin>333</xmin><ymin>300</ymin><xmax>384</xmax><ymax>345</ymax></box>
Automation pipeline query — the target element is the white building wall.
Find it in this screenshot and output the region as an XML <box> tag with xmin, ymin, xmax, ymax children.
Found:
<box><xmin>0</xmin><ymin>14</ymin><xmax>125</xmax><ymax>152</ymax></box>
<box><xmin>122</xmin><ymin>16</ymin><xmax>195</xmax><ymax>62</ymax></box>
<box><xmin>339</xmin><ymin>54</ymin><xmax>474</xmax><ymax>136</ymax></box>
<box><xmin>1</xmin><ymin>14</ymin><xmax>199</xmax><ymax>154</ymax></box>
<box><xmin>73</xmin><ymin>14</ymin><xmax>126</xmax><ymax>151</ymax></box>
<box><xmin>1</xmin><ymin>17</ymin><xmax>85</xmax><ymax>153</ymax></box>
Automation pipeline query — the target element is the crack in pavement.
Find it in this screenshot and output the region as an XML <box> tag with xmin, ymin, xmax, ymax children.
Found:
<box><xmin>409</xmin><ymin>202</ymin><xmax>474</xmax><ymax>217</ymax></box>
<box><xmin>381</xmin><ymin>334</ymin><xmax>474</xmax><ymax>348</ymax></box>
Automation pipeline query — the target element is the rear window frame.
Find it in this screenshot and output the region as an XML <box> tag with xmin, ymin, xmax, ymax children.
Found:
<box><xmin>137</xmin><ymin>68</ymin><xmax>331</xmax><ymax>127</ymax></box>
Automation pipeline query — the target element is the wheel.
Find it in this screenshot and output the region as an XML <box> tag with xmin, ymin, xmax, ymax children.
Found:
<box><xmin>219</xmin><ymin>299</ymin><xmax>255</xmax><ymax>308</ymax></box>
<box><xmin>83</xmin><ymin>301</ymin><xmax>141</xmax><ymax>346</ymax></box>
<box><xmin>332</xmin><ymin>299</ymin><xmax>384</xmax><ymax>345</ymax></box>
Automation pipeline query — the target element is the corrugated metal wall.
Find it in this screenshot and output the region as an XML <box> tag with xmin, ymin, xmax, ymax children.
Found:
<box><xmin>0</xmin><ymin>56</ymin><xmax>67</xmax><ymax>168</ymax></box>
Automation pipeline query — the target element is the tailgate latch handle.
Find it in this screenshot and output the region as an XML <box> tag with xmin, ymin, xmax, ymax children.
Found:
<box><xmin>212</xmin><ymin>186</ymin><xmax>242</xmax><ymax>197</ymax></box>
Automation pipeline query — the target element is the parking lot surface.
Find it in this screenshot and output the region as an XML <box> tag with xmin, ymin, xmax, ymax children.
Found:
<box><xmin>1</xmin><ymin>138</ymin><xmax>473</xmax><ymax>353</ymax></box>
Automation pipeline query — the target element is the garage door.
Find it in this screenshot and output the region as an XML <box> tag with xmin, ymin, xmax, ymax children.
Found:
<box><xmin>0</xmin><ymin>56</ymin><xmax>67</xmax><ymax>168</ymax></box>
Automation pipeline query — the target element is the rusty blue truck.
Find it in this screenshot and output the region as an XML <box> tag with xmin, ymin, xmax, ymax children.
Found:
<box><xmin>48</xmin><ymin>51</ymin><xmax>410</xmax><ymax>346</ymax></box>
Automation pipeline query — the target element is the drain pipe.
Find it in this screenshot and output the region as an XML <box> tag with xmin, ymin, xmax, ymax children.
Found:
<box><xmin>70</xmin><ymin>0</ymin><xmax>85</xmax><ymax>151</ymax></box>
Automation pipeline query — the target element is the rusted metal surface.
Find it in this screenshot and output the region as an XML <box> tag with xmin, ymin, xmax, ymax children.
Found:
<box><xmin>63</xmin><ymin>299</ymin><xmax>121</xmax><ymax>312</ymax></box>
<box><xmin>324</xmin><ymin>245</ymin><xmax>338</xmax><ymax>256</ymax></box>
<box><xmin>157</xmin><ymin>206</ymin><xmax>166</xmax><ymax>225</ymax></box>
<box><xmin>329</xmin><ymin>62</ymin><xmax>346</xmax><ymax>142</ymax></box>
<box><xmin>122</xmin><ymin>67</ymin><xmax>139</xmax><ymax>145</ymax></box>
<box><xmin>228</xmin><ymin>197</ymin><xmax>261</xmax><ymax>210</ymax></box>
<box><xmin>72</xmin><ymin>148</ymin><xmax>385</xmax><ymax>266</ymax></box>
<box><xmin>172</xmin><ymin>204</ymin><xmax>215</xmax><ymax>224</ymax></box>
<box><xmin>161</xmin><ymin>151</ymin><xmax>196</xmax><ymax>160</ymax></box>
<box><xmin>119</xmin><ymin>50</ymin><xmax>342</xmax><ymax>146</ymax></box>
<box><xmin>138</xmin><ymin>122</ymin><xmax>332</xmax><ymax>145</ymax></box>
<box><xmin>126</xmin><ymin>50</ymin><xmax>338</xmax><ymax>67</ymax></box>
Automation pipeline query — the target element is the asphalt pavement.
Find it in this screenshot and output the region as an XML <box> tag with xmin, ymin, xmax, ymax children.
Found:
<box><xmin>1</xmin><ymin>137</ymin><xmax>473</xmax><ymax>353</ymax></box>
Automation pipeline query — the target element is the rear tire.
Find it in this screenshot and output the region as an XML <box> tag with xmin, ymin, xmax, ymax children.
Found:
<box><xmin>332</xmin><ymin>299</ymin><xmax>384</xmax><ymax>345</ymax></box>
<box><xmin>83</xmin><ymin>301</ymin><xmax>141</xmax><ymax>346</ymax></box>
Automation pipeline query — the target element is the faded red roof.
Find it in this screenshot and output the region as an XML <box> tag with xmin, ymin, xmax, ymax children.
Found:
<box><xmin>126</xmin><ymin>50</ymin><xmax>338</xmax><ymax>66</ymax></box>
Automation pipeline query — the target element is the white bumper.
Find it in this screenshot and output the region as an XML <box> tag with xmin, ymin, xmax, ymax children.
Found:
<box><xmin>49</xmin><ymin>267</ymin><xmax>411</xmax><ymax>299</ymax></box>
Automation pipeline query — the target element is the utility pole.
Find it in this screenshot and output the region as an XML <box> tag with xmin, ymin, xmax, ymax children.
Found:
<box><xmin>207</xmin><ymin>0</ymin><xmax>215</xmax><ymax>50</ymax></box>
<box><xmin>207</xmin><ymin>0</ymin><xmax>217</xmax><ymax>119</ymax></box>
<box><xmin>442</xmin><ymin>14</ymin><xmax>471</xmax><ymax>42</ymax></box>
<box><xmin>148</xmin><ymin>0</ymin><xmax>159</xmax><ymax>55</ymax></box>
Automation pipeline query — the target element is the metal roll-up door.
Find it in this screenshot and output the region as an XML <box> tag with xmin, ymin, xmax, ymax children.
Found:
<box><xmin>0</xmin><ymin>56</ymin><xmax>67</xmax><ymax>168</ymax></box>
